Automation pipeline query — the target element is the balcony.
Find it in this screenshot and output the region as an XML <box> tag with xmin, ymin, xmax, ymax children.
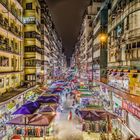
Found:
<box><xmin>25</xmin><ymin>45</ymin><xmax>43</xmax><ymax>55</ymax></box>
<box><xmin>0</xmin><ymin>0</ymin><xmax>8</xmax><ymax>8</ymax></box>
<box><xmin>127</xmin><ymin>28</ymin><xmax>140</xmax><ymax>39</ymax></box>
<box><xmin>8</xmin><ymin>26</ymin><xmax>22</xmax><ymax>38</ymax></box>
<box><xmin>25</xmin><ymin>59</ymin><xmax>41</xmax><ymax>67</ymax></box>
<box><xmin>0</xmin><ymin>15</ymin><xmax>8</xmax><ymax>30</ymax></box>
<box><xmin>0</xmin><ymin>15</ymin><xmax>22</xmax><ymax>38</ymax></box>
<box><xmin>109</xmin><ymin>0</ymin><xmax>140</xmax><ymax>33</ymax></box>
<box><xmin>24</xmin><ymin>31</ymin><xmax>41</xmax><ymax>42</ymax></box>
<box><xmin>0</xmin><ymin>38</ymin><xmax>20</xmax><ymax>55</ymax></box>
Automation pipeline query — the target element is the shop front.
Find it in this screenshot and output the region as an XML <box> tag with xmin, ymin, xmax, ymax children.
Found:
<box><xmin>0</xmin><ymin>100</ymin><xmax>18</xmax><ymax>139</ymax></box>
<box><xmin>128</xmin><ymin>72</ymin><xmax>140</xmax><ymax>95</ymax></box>
<box><xmin>0</xmin><ymin>86</ymin><xmax>42</xmax><ymax>139</ymax></box>
<box><xmin>112</xmin><ymin>93</ymin><xmax>123</xmax><ymax>117</ymax></box>
<box><xmin>122</xmin><ymin>100</ymin><xmax>140</xmax><ymax>137</ymax></box>
<box><xmin>108</xmin><ymin>71</ymin><xmax>129</xmax><ymax>92</ymax></box>
<box><xmin>100</xmin><ymin>85</ymin><xmax>113</xmax><ymax>111</ymax></box>
<box><xmin>80</xmin><ymin>96</ymin><xmax>103</xmax><ymax>108</ymax></box>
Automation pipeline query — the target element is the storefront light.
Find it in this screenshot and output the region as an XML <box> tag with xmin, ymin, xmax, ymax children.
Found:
<box><xmin>52</xmin><ymin>112</ymin><xmax>56</xmax><ymax>115</ymax></box>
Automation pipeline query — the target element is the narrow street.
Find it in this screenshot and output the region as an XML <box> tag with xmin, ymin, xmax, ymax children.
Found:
<box><xmin>0</xmin><ymin>0</ymin><xmax>140</xmax><ymax>139</ymax></box>
<box><xmin>53</xmin><ymin>93</ymin><xmax>83</xmax><ymax>140</ymax></box>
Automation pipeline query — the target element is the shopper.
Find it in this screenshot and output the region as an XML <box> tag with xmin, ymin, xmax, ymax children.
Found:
<box><xmin>68</xmin><ymin>110</ymin><xmax>72</xmax><ymax>120</ymax></box>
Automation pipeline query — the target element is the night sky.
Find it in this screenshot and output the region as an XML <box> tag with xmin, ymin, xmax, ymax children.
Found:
<box><xmin>46</xmin><ymin>0</ymin><xmax>90</xmax><ymax>63</ymax></box>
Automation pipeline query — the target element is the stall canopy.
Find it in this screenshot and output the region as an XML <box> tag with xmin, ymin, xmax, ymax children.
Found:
<box><xmin>75</xmin><ymin>109</ymin><xmax>117</xmax><ymax>121</ymax></box>
<box><xmin>38</xmin><ymin>96</ymin><xmax>59</xmax><ymax>101</ymax></box>
<box><xmin>12</xmin><ymin>101</ymin><xmax>40</xmax><ymax>115</ymax></box>
<box><xmin>29</xmin><ymin>114</ymin><xmax>55</xmax><ymax>126</ymax></box>
<box><xmin>72</xmin><ymin>90</ymin><xmax>81</xmax><ymax>95</ymax></box>
<box><xmin>37</xmin><ymin>97</ymin><xmax>59</xmax><ymax>104</ymax></box>
<box><xmin>38</xmin><ymin>106</ymin><xmax>55</xmax><ymax>113</ymax></box>
<box><xmin>7</xmin><ymin>114</ymin><xmax>55</xmax><ymax>126</ymax></box>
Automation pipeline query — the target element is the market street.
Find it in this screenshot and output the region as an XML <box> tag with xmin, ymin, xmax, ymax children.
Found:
<box><xmin>1</xmin><ymin>0</ymin><xmax>140</xmax><ymax>139</ymax></box>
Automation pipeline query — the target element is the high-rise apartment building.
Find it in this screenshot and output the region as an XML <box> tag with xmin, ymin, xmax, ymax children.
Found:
<box><xmin>73</xmin><ymin>0</ymin><xmax>103</xmax><ymax>81</ymax></box>
<box><xmin>92</xmin><ymin>1</ymin><xmax>108</xmax><ymax>83</ymax></box>
<box><xmin>0</xmin><ymin>0</ymin><xmax>24</xmax><ymax>95</ymax></box>
<box><xmin>107</xmin><ymin>0</ymin><xmax>140</xmax><ymax>95</ymax></box>
<box><xmin>23</xmin><ymin>0</ymin><xmax>42</xmax><ymax>87</ymax></box>
<box><xmin>39</xmin><ymin>0</ymin><xmax>63</xmax><ymax>79</ymax></box>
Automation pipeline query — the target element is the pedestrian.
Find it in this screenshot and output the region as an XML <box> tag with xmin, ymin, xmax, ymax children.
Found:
<box><xmin>66</xmin><ymin>93</ymin><xmax>68</xmax><ymax>99</ymax></box>
<box><xmin>68</xmin><ymin>110</ymin><xmax>72</xmax><ymax>120</ymax></box>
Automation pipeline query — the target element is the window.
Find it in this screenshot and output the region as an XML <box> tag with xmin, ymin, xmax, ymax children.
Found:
<box><xmin>11</xmin><ymin>58</ymin><xmax>14</xmax><ymax>67</ymax></box>
<box><xmin>97</xmin><ymin>7</ymin><xmax>100</xmax><ymax>12</ymax></box>
<box><xmin>26</xmin><ymin>3</ymin><xmax>32</xmax><ymax>10</ymax></box>
<box><xmin>126</xmin><ymin>16</ymin><xmax>129</xmax><ymax>30</ymax></box>
<box><xmin>0</xmin><ymin>78</ymin><xmax>4</xmax><ymax>88</ymax></box>
<box><xmin>87</xmin><ymin>16</ymin><xmax>91</xmax><ymax>19</ymax></box>
<box><xmin>25</xmin><ymin>74</ymin><xmax>36</xmax><ymax>81</ymax></box>
<box><xmin>137</xmin><ymin>42</ymin><xmax>140</xmax><ymax>48</ymax></box>
<box><xmin>0</xmin><ymin>56</ymin><xmax>9</xmax><ymax>67</ymax></box>
<box><xmin>36</xmin><ymin>6</ymin><xmax>39</xmax><ymax>13</ymax></box>
<box><xmin>6</xmin><ymin>78</ymin><xmax>9</xmax><ymax>86</ymax></box>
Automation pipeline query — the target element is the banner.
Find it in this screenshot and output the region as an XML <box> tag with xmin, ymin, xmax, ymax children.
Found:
<box><xmin>122</xmin><ymin>100</ymin><xmax>140</xmax><ymax>119</ymax></box>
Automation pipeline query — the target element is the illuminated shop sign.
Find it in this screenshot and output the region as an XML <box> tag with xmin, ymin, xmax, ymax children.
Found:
<box><xmin>23</xmin><ymin>17</ymin><xmax>36</xmax><ymax>24</ymax></box>
<box><xmin>122</xmin><ymin>101</ymin><xmax>140</xmax><ymax>119</ymax></box>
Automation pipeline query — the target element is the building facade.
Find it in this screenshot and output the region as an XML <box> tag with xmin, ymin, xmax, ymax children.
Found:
<box><xmin>73</xmin><ymin>0</ymin><xmax>103</xmax><ymax>82</ymax></box>
<box><xmin>108</xmin><ymin>0</ymin><xmax>140</xmax><ymax>95</ymax></box>
<box><xmin>39</xmin><ymin>0</ymin><xmax>63</xmax><ymax>80</ymax></box>
<box><xmin>0</xmin><ymin>0</ymin><xmax>24</xmax><ymax>95</ymax></box>
<box><xmin>72</xmin><ymin>0</ymin><xmax>140</xmax><ymax>137</ymax></box>
<box><xmin>92</xmin><ymin>1</ymin><xmax>108</xmax><ymax>83</ymax></box>
<box><xmin>107</xmin><ymin>0</ymin><xmax>140</xmax><ymax>137</ymax></box>
<box><xmin>23</xmin><ymin>0</ymin><xmax>42</xmax><ymax>87</ymax></box>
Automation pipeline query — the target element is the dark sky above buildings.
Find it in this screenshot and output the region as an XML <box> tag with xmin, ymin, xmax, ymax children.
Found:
<box><xmin>46</xmin><ymin>0</ymin><xmax>90</xmax><ymax>62</ymax></box>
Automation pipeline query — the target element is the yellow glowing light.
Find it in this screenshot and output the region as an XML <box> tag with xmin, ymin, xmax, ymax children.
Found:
<box><xmin>99</xmin><ymin>33</ymin><xmax>107</xmax><ymax>43</ymax></box>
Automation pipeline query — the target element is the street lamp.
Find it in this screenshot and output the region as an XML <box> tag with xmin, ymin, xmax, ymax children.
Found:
<box><xmin>99</xmin><ymin>33</ymin><xmax>108</xmax><ymax>83</ymax></box>
<box><xmin>99</xmin><ymin>33</ymin><xmax>107</xmax><ymax>44</ymax></box>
